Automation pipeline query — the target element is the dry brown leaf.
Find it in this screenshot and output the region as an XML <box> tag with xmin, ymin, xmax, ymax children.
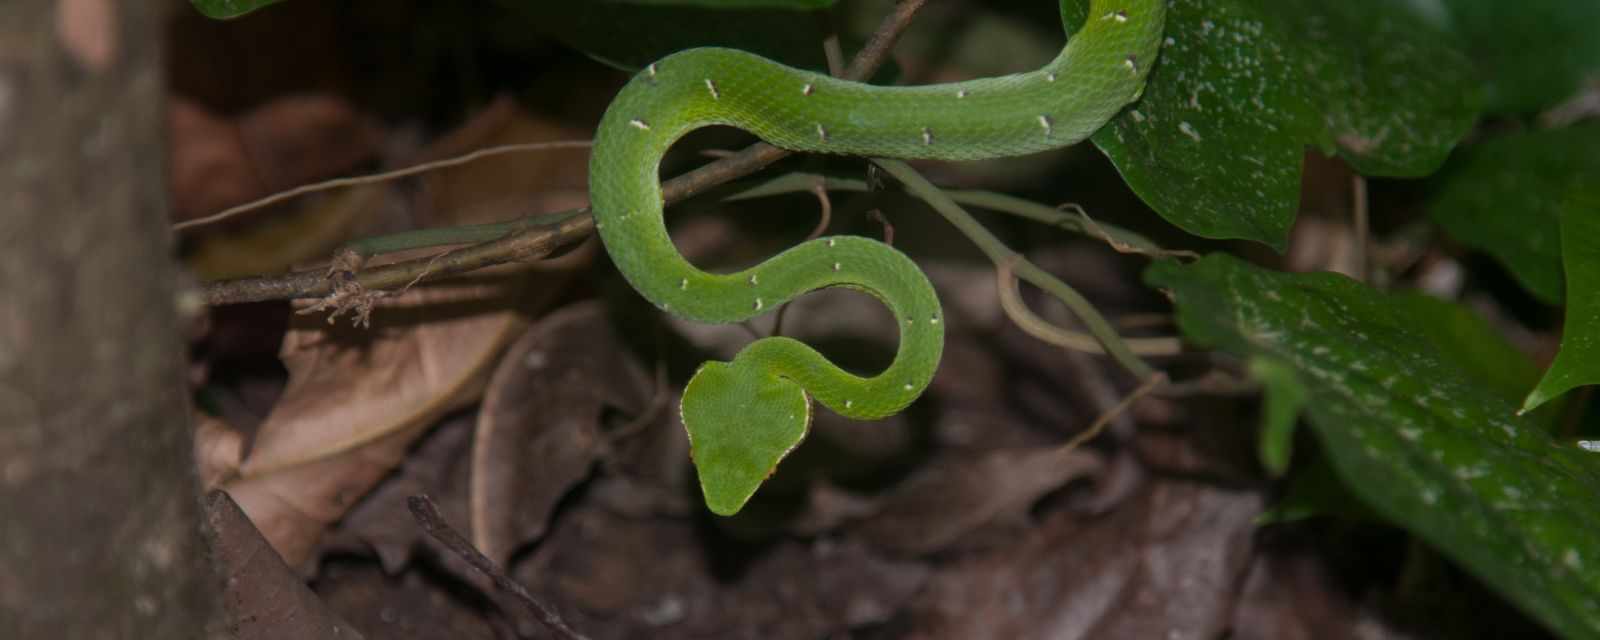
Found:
<box><xmin>471</xmin><ymin>300</ymin><xmax>651</xmax><ymax>564</ymax></box>
<box><xmin>169</xmin><ymin>95</ymin><xmax>384</xmax><ymax>223</ymax></box>
<box><xmin>193</xmin><ymin>412</ymin><xmax>243</xmax><ymax>489</ymax></box>
<box><xmin>223</xmin><ymin>262</ymin><xmax>570</xmax><ymax>569</ymax></box>
<box><xmin>908</xmin><ymin>481</ymin><xmax>1261</xmax><ymax>639</ymax></box>
<box><xmin>855</xmin><ymin>446</ymin><xmax>1104</xmax><ymax>556</ymax></box>
<box><xmin>411</xmin><ymin>96</ymin><xmax>594</xmax><ymax>228</ymax></box>
<box><xmin>321</xmin><ymin>413</ymin><xmax>477</xmax><ymax>575</ymax></box>
<box><xmin>184</xmin><ymin>182</ymin><xmax>396</xmax><ymax>281</ymax></box>
<box><xmin>316</xmin><ymin>559</ymin><xmax>499</xmax><ymax>640</ymax></box>
<box><xmin>175</xmin><ymin>95</ymin><xmax>394</xmax><ymax>280</ymax></box>
<box><xmin>517</xmin><ymin>504</ymin><xmax>928</xmax><ymax>639</ymax></box>
<box><xmin>169</xmin><ymin>98</ymin><xmax>262</xmax><ymax>224</ymax></box>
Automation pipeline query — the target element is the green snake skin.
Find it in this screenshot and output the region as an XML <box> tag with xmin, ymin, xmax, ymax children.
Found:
<box><xmin>590</xmin><ymin>0</ymin><xmax>1164</xmax><ymax>515</ymax></box>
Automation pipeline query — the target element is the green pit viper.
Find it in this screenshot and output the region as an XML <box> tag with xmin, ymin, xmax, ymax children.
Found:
<box><xmin>589</xmin><ymin>0</ymin><xmax>1164</xmax><ymax>515</ymax></box>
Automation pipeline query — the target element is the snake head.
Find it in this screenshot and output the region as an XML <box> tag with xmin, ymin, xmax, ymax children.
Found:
<box><xmin>681</xmin><ymin>360</ymin><xmax>811</xmax><ymax>516</ymax></box>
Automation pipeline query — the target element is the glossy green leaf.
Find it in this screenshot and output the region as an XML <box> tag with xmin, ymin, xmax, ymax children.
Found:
<box><xmin>1147</xmin><ymin>254</ymin><xmax>1600</xmax><ymax>638</ymax></box>
<box><xmin>1524</xmin><ymin>189</ymin><xmax>1600</xmax><ymax>413</ymax></box>
<box><xmin>1387</xmin><ymin>292</ymin><xmax>1545</xmax><ymax>408</ymax></box>
<box><xmin>1080</xmin><ymin>0</ymin><xmax>1479</xmax><ymax>250</ymax></box>
<box><xmin>1250</xmin><ymin>356</ymin><xmax>1307</xmax><ymax>477</ymax></box>
<box><xmin>1428</xmin><ymin>123</ymin><xmax>1600</xmax><ymax>304</ymax></box>
<box><xmin>189</xmin><ymin>0</ymin><xmax>285</xmax><ymax>19</ymax></box>
<box><xmin>1438</xmin><ymin>0</ymin><xmax>1600</xmax><ymax>115</ymax></box>
<box><xmin>494</xmin><ymin>0</ymin><xmax>838</xmax><ymax>72</ymax></box>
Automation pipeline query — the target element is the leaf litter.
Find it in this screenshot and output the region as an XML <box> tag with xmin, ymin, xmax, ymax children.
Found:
<box><xmin>175</xmin><ymin>2</ymin><xmax>1575</xmax><ymax>637</ymax></box>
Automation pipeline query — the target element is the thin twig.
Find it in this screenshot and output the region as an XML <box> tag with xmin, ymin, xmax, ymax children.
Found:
<box><xmin>805</xmin><ymin>177</ymin><xmax>834</xmax><ymax>241</ymax></box>
<box><xmin>173</xmin><ymin>141</ymin><xmax>593</xmax><ymax>232</ymax></box>
<box><xmin>1351</xmin><ymin>174</ymin><xmax>1369</xmax><ymax>283</ymax></box>
<box><xmin>1063</xmin><ymin>203</ymin><xmax>1198</xmax><ymax>259</ymax></box>
<box><xmin>202</xmin><ymin>0</ymin><xmax>929</xmax><ymax>305</ymax></box>
<box><xmin>725</xmin><ymin>172</ymin><xmax>1166</xmax><ymax>253</ymax></box>
<box><xmin>1052</xmin><ymin>373</ymin><xmax>1166</xmax><ymax>459</ymax></box>
<box><xmin>773</xmin><ymin>179</ymin><xmax>837</xmax><ymax>337</ymax></box>
<box><xmin>845</xmin><ymin>0</ymin><xmax>927</xmax><ymax>81</ymax></box>
<box><xmin>868</xmin><ymin>209</ymin><xmax>895</xmax><ymax>246</ymax></box>
<box><xmin>995</xmin><ymin>255</ymin><xmax>1183</xmax><ymax>357</ymax></box>
<box><xmin>203</xmin><ymin>213</ymin><xmax>593</xmax><ymax>305</ymax></box>
<box><xmin>408</xmin><ymin>495</ymin><xmax>589</xmax><ymax>640</ymax></box>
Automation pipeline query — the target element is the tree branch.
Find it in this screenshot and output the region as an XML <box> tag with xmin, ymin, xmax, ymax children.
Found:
<box><xmin>203</xmin><ymin>0</ymin><xmax>930</xmax><ymax>306</ymax></box>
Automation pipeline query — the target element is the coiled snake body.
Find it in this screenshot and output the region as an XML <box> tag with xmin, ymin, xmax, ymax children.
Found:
<box><xmin>590</xmin><ymin>0</ymin><xmax>1164</xmax><ymax>514</ymax></box>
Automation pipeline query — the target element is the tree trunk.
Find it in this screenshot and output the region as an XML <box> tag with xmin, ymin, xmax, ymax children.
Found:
<box><xmin>0</xmin><ymin>1</ymin><xmax>216</xmax><ymax>637</ymax></box>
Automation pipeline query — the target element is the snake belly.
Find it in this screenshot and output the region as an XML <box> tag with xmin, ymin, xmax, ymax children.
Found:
<box><xmin>589</xmin><ymin>0</ymin><xmax>1164</xmax><ymax>515</ymax></box>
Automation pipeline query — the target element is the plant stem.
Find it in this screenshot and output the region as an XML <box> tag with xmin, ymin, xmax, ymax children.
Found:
<box><xmin>872</xmin><ymin>159</ymin><xmax>1158</xmax><ymax>380</ymax></box>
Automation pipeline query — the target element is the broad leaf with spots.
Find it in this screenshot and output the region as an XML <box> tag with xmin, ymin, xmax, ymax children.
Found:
<box><xmin>1147</xmin><ymin>255</ymin><xmax>1600</xmax><ymax>638</ymax></box>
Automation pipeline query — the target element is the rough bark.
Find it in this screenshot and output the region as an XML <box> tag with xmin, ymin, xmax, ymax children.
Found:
<box><xmin>0</xmin><ymin>1</ymin><xmax>216</xmax><ymax>637</ymax></box>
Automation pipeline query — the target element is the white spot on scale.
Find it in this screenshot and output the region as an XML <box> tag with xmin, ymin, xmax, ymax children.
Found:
<box><xmin>680</xmin><ymin>278</ymin><xmax>689</xmax><ymax>290</ymax></box>
<box><xmin>1124</xmin><ymin>55</ymin><xmax>1139</xmax><ymax>74</ymax></box>
<box><xmin>1178</xmin><ymin>121</ymin><xmax>1202</xmax><ymax>142</ymax></box>
<box><xmin>646</xmin><ymin>63</ymin><xmax>658</xmax><ymax>77</ymax></box>
<box><xmin>956</xmin><ymin>89</ymin><xmax>969</xmax><ymax>98</ymax></box>
<box><xmin>816</xmin><ymin>124</ymin><xmax>829</xmax><ymax>142</ymax></box>
<box><xmin>1046</xmin><ymin>72</ymin><xmax>1057</xmax><ymax>82</ymax></box>
<box><xmin>629</xmin><ymin>119</ymin><xmax>651</xmax><ymax>130</ymax></box>
<box><xmin>930</xmin><ymin>316</ymin><xmax>939</xmax><ymax>325</ymax></box>
<box><xmin>903</xmin><ymin>383</ymin><xmax>913</xmax><ymax>391</ymax></box>
<box><xmin>922</xmin><ymin>127</ymin><xmax>933</xmax><ymax>145</ymax></box>
<box><xmin>802</xmin><ymin>83</ymin><xmax>815</xmax><ymax>96</ymax></box>
<box><xmin>845</xmin><ymin>400</ymin><xmax>854</xmax><ymax>409</ymax></box>
<box><xmin>827</xmin><ymin>238</ymin><xmax>837</xmax><ymax>247</ymax></box>
<box><xmin>1454</xmin><ymin>466</ymin><xmax>1486</xmax><ymax>480</ymax></box>
<box><xmin>704</xmin><ymin>79</ymin><xmax>720</xmax><ymax>100</ymax></box>
<box><xmin>1038</xmin><ymin>115</ymin><xmax>1054</xmax><ymax>137</ymax></box>
<box><xmin>753</xmin><ymin>298</ymin><xmax>764</xmax><ymax>311</ymax></box>
<box><xmin>832</xmin><ymin>262</ymin><xmax>841</xmax><ymax>271</ymax></box>
<box><xmin>748</xmin><ymin>274</ymin><xmax>758</xmax><ymax>286</ymax></box>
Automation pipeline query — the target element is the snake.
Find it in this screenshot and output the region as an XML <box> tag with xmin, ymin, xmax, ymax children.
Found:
<box><xmin>589</xmin><ymin>0</ymin><xmax>1164</xmax><ymax>515</ymax></box>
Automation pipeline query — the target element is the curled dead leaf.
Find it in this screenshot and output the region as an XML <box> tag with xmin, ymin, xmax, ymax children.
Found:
<box><xmin>471</xmin><ymin>300</ymin><xmax>652</xmax><ymax>564</ymax></box>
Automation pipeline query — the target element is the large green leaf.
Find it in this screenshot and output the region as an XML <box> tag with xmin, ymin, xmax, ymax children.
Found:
<box><xmin>1524</xmin><ymin>188</ymin><xmax>1600</xmax><ymax>413</ymax></box>
<box><xmin>1387</xmin><ymin>292</ymin><xmax>1545</xmax><ymax>408</ymax></box>
<box><xmin>1082</xmin><ymin>0</ymin><xmax>1480</xmax><ymax>250</ymax></box>
<box><xmin>1146</xmin><ymin>255</ymin><xmax>1600</xmax><ymax>638</ymax></box>
<box><xmin>190</xmin><ymin>0</ymin><xmax>284</xmax><ymax>19</ymax></box>
<box><xmin>1428</xmin><ymin>123</ymin><xmax>1600</xmax><ymax>305</ymax></box>
<box><xmin>494</xmin><ymin>0</ymin><xmax>838</xmax><ymax>72</ymax></box>
<box><xmin>1439</xmin><ymin>0</ymin><xmax>1600</xmax><ymax>115</ymax></box>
